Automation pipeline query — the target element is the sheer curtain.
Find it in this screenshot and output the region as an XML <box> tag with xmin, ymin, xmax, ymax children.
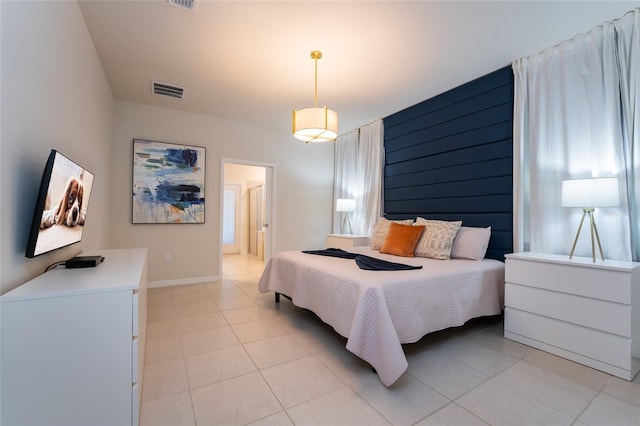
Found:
<box><xmin>355</xmin><ymin>119</ymin><xmax>383</xmax><ymax>236</ymax></box>
<box><xmin>332</xmin><ymin>129</ymin><xmax>359</xmax><ymax>234</ymax></box>
<box><xmin>513</xmin><ymin>8</ymin><xmax>639</xmax><ymax>261</ymax></box>
<box><xmin>617</xmin><ymin>9</ymin><xmax>640</xmax><ymax>260</ymax></box>
<box><xmin>333</xmin><ymin>119</ymin><xmax>383</xmax><ymax>236</ymax></box>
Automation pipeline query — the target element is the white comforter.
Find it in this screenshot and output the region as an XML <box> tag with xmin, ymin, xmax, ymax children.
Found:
<box><xmin>258</xmin><ymin>246</ymin><xmax>505</xmax><ymax>386</ymax></box>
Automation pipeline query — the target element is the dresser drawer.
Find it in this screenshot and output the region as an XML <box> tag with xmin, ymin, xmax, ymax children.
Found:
<box><xmin>132</xmin><ymin>384</ymin><xmax>140</xmax><ymax>426</ymax></box>
<box><xmin>132</xmin><ymin>337</ymin><xmax>139</xmax><ymax>382</ymax></box>
<box><xmin>505</xmin><ymin>283</ymin><xmax>631</xmax><ymax>337</ymax></box>
<box><xmin>132</xmin><ymin>291</ymin><xmax>139</xmax><ymax>336</ymax></box>
<box><xmin>506</xmin><ymin>257</ymin><xmax>630</xmax><ymax>304</ymax></box>
<box><xmin>505</xmin><ymin>308</ymin><xmax>631</xmax><ymax>370</ymax></box>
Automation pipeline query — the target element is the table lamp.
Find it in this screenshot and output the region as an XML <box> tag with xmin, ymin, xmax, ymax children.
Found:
<box><xmin>561</xmin><ymin>177</ymin><xmax>619</xmax><ymax>262</ymax></box>
<box><xmin>336</xmin><ymin>198</ymin><xmax>356</xmax><ymax>235</ymax></box>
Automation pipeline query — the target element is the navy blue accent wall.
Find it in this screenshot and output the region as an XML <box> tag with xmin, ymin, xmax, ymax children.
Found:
<box><xmin>383</xmin><ymin>66</ymin><xmax>513</xmax><ymax>261</ymax></box>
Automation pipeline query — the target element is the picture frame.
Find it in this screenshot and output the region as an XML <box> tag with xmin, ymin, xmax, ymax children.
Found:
<box><xmin>132</xmin><ymin>139</ymin><xmax>205</xmax><ymax>224</ymax></box>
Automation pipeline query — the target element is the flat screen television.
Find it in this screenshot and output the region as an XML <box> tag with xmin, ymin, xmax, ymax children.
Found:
<box><xmin>25</xmin><ymin>150</ymin><xmax>95</xmax><ymax>258</ymax></box>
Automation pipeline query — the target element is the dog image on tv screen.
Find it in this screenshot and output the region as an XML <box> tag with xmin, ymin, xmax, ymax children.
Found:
<box><xmin>41</xmin><ymin>174</ymin><xmax>87</xmax><ymax>229</ymax></box>
<box><xmin>33</xmin><ymin>153</ymin><xmax>94</xmax><ymax>256</ymax></box>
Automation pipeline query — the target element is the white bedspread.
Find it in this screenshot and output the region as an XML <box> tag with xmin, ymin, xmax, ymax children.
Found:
<box><xmin>258</xmin><ymin>247</ymin><xmax>505</xmax><ymax>386</ymax></box>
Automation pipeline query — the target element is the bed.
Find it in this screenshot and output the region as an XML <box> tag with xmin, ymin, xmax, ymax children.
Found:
<box><xmin>259</xmin><ymin>66</ymin><xmax>513</xmax><ymax>386</ymax></box>
<box><xmin>258</xmin><ymin>222</ymin><xmax>505</xmax><ymax>386</ymax></box>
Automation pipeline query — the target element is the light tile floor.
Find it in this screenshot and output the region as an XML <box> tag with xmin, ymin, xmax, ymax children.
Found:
<box><xmin>140</xmin><ymin>254</ymin><xmax>640</xmax><ymax>426</ymax></box>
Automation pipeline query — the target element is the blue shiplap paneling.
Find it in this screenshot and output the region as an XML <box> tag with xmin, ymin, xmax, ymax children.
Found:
<box><xmin>383</xmin><ymin>65</ymin><xmax>513</xmax><ymax>261</ymax></box>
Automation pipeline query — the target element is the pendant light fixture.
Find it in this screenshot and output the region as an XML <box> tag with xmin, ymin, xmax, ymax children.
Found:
<box><xmin>292</xmin><ymin>51</ymin><xmax>338</xmax><ymax>143</ymax></box>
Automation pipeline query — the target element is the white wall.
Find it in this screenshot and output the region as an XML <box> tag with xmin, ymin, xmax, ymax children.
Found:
<box><xmin>110</xmin><ymin>100</ymin><xmax>334</xmax><ymax>284</ymax></box>
<box><xmin>1</xmin><ymin>1</ymin><xmax>114</xmax><ymax>294</ymax></box>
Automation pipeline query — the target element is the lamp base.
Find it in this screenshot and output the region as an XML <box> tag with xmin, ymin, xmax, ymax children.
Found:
<box><xmin>569</xmin><ymin>208</ymin><xmax>605</xmax><ymax>262</ymax></box>
<box><xmin>340</xmin><ymin>213</ymin><xmax>353</xmax><ymax>235</ymax></box>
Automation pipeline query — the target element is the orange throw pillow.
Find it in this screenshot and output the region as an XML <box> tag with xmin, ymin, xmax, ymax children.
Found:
<box><xmin>380</xmin><ymin>223</ymin><xmax>426</xmax><ymax>257</ymax></box>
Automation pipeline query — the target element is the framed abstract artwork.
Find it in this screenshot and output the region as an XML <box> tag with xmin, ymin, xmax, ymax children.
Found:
<box><xmin>132</xmin><ymin>139</ymin><xmax>205</xmax><ymax>224</ymax></box>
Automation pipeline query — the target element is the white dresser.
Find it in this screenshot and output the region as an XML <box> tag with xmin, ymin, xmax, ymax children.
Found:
<box><xmin>326</xmin><ymin>234</ymin><xmax>370</xmax><ymax>249</ymax></box>
<box><xmin>504</xmin><ymin>252</ymin><xmax>640</xmax><ymax>380</ymax></box>
<box><xmin>1</xmin><ymin>248</ymin><xmax>148</xmax><ymax>425</ymax></box>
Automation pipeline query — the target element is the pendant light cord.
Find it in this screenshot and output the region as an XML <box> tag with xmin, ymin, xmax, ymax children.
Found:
<box><xmin>311</xmin><ymin>50</ymin><xmax>322</xmax><ymax>108</ymax></box>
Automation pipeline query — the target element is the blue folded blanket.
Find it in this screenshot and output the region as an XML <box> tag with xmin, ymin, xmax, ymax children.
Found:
<box><xmin>302</xmin><ymin>248</ymin><xmax>357</xmax><ymax>259</ymax></box>
<box><xmin>302</xmin><ymin>248</ymin><xmax>422</xmax><ymax>271</ymax></box>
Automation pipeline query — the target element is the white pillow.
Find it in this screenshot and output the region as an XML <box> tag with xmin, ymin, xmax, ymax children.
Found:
<box><xmin>451</xmin><ymin>226</ymin><xmax>491</xmax><ymax>260</ymax></box>
<box><xmin>369</xmin><ymin>217</ymin><xmax>414</xmax><ymax>250</ymax></box>
<box><xmin>413</xmin><ymin>218</ymin><xmax>462</xmax><ymax>260</ymax></box>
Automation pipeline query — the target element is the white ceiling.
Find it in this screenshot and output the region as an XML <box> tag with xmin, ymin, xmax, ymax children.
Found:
<box><xmin>78</xmin><ymin>1</ymin><xmax>637</xmax><ymax>136</ymax></box>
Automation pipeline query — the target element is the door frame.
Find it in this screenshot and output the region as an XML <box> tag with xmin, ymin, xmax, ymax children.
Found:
<box><xmin>220</xmin><ymin>158</ymin><xmax>276</xmax><ymax>275</ymax></box>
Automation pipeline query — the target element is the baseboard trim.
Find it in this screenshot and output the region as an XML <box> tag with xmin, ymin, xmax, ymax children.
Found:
<box><xmin>148</xmin><ymin>275</ymin><xmax>220</xmax><ymax>288</ymax></box>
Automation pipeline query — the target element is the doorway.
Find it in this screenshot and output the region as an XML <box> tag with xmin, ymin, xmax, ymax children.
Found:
<box><xmin>220</xmin><ymin>158</ymin><xmax>275</xmax><ymax>277</ymax></box>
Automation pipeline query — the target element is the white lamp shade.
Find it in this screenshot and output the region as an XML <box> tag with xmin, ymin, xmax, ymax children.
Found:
<box><xmin>561</xmin><ymin>178</ymin><xmax>620</xmax><ymax>207</ymax></box>
<box><xmin>336</xmin><ymin>198</ymin><xmax>356</xmax><ymax>212</ymax></box>
<box><xmin>292</xmin><ymin>107</ymin><xmax>338</xmax><ymax>143</ymax></box>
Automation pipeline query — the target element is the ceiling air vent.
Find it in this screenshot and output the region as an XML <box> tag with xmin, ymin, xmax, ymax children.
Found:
<box><xmin>152</xmin><ymin>81</ymin><xmax>184</xmax><ymax>100</ymax></box>
<box><xmin>167</xmin><ymin>0</ymin><xmax>196</xmax><ymax>11</ymax></box>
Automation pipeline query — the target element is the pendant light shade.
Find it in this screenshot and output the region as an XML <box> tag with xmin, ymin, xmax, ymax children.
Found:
<box><xmin>292</xmin><ymin>51</ymin><xmax>338</xmax><ymax>143</ymax></box>
<box><xmin>292</xmin><ymin>107</ymin><xmax>338</xmax><ymax>143</ymax></box>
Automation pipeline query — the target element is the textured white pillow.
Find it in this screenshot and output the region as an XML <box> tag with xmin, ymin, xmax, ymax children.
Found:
<box><xmin>413</xmin><ymin>218</ymin><xmax>462</xmax><ymax>260</ymax></box>
<box><xmin>369</xmin><ymin>217</ymin><xmax>414</xmax><ymax>250</ymax></box>
<box><xmin>451</xmin><ymin>226</ymin><xmax>491</xmax><ymax>260</ymax></box>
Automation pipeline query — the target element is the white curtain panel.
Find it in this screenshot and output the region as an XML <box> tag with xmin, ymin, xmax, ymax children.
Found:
<box><xmin>333</xmin><ymin>129</ymin><xmax>359</xmax><ymax>234</ymax></box>
<box><xmin>513</xmin><ymin>8</ymin><xmax>639</xmax><ymax>261</ymax></box>
<box><xmin>355</xmin><ymin>119</ymin><xmax>383</xmax><ymax>236</ymax></box>
<box><xmin>333</xmin><ymin>119</ymin><xmax>383</xmax><ymax>236</ymax></box>
<box><xmin>618</xmin><ymin>9</ymin><xmax>640</xmax><ymax>260</ymax></box>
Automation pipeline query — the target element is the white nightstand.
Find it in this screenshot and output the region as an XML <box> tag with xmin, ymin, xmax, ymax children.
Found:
<box><xmin>504</xmin><ymin>252</ymin><xmax>640</xmax><ymax>380</ymax></box>
<box><xmin>326</xmin><ymin>234</ymin><xmax>370</xmax><ymax>250</ymax></box>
